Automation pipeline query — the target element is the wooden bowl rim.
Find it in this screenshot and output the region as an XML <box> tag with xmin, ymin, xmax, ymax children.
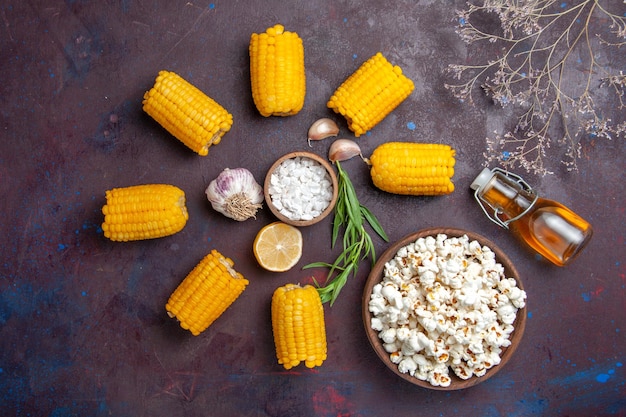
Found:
<box><xmin>362</xmin><ymin>227</ymin><xmax>526</xmax><ymax>390</ymax></box>
<box><xmin>264</xmin><ymin>151</ymin><xmax>338</xmax><ymax>227</ymax></box>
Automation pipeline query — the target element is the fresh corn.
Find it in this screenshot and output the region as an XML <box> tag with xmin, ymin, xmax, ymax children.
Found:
<box><xmin>369</xmin><ymin>142</ymin><xmax>456</xmax><ymax>195</ymax></box>
<box><xmin>101</xmin><ymin>184</ymin><xmax>188</xmax><ymax>241</ymax></box>
<box><xmin>166</xmin><ymin>249</ymin><xmax>249</xmax><ymax>336</ymax></box>
<box><xmin>249</xmin><ymin>24</ymin><xmax>305</xmax><ymax>117</ymax></box>
<box><xmin>327</xmin><ymin>52</ymin><xmax>414</xmax><ymax>137</ymax></box>
<box><xmin>271</xmin><ymin>284</ymin><xmax>327</xmax><ymax>370</ymax></box>
<box><xmin>143</xmin><ymin>70</ymin><xmax>233</xmax><ymax>156</ymax></box>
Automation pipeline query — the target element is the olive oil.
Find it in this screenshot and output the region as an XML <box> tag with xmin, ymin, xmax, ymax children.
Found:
<box><xmin>471</xmin><ymin>168</ymin><xmax>592</xmax><ymax>266</ymax></box>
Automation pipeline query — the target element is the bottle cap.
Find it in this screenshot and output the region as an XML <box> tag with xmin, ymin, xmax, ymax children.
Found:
<box><xmin>470</xmin><ymin>168</ymin><xmax>494</xmax><ymax>192</ymax></box>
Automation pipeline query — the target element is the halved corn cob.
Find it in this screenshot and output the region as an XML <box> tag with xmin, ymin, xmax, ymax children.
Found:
<box><xmin>166</xmin><ymin>249</ymin><xmax>249</xmax><ymax>336</ymax></box>
<box><xmin>369</xmin><ymin>142</ymin><xmax>456</xmax><ymax>195</ymax></box>
<box><xmin>101</xmin><ymin>184</ymin><xmax>188</xmax><ymax>241</ymax></box>
<box><xmin>327</xmin><ymin>52</ymin><xmax>414</xmax><ymax>137</ymax></box>
<box><xmin>271</xmin><ymin>284</ymin><xmax>327</xmax><ymax>370</ymax></box>
<box><xmin>143</xmin><ymin>70</ymin><xmax>233</xmax><ymax>156</ymax></box>
<box><xmin>249</xmin><ymin>24</ymin><xmax>305</xmax><ymax>117</ymax></box>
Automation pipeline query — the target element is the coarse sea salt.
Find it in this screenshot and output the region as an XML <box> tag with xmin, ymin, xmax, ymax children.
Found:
<box><xmin>268</xmin><ymin>156</ymin><xmax>333</xmax><ymax>221</ymax></box>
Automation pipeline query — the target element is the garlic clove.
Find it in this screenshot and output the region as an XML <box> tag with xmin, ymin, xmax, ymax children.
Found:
<box><xmin>329</xmin><ymin>139</ymin><xmax>365</xmax><ymax>163</ymax></box>
<box><xmin>308</xmin><ymin>118</ymin><xmax>339</xmax><ymax>146</ymax></box>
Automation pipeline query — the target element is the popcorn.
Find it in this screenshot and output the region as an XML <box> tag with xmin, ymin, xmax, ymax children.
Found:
<box><xmin>398</xmin><ymin>357</ymin><xmax>418</xmax><ymax>375</ymax></box>
<box><xmin>379</xmin><ymin>328</ymin><xmax>397</xmax><ymax>344</ymax></box>
<box><xmin>368</xmin><ymin>233</ymin><xmax>526</xmax><ymax>386</ymax></box>
<box><xmin>370</xmin><ymin>317</ymin><xmax>384</xmax><ymax>332</ymax></box>
<box><xmin>381</xmin><ymin>285</ymin><xmax>403</xmax><ymax>308</ymax></box>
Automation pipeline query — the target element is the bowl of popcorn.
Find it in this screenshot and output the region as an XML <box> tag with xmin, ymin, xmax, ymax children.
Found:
<box><xmin>362</xmin><ymin>228</ymin><xmax>527</xmax><ymax>390</ymax></box>
<box><xmin>264</xmin><ymin>151</ymin><xmax>338</xmax><ymax>227</ymax></box>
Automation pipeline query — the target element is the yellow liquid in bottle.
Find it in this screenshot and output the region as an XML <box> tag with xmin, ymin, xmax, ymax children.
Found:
<box><xmin>509</xmin><ymin>199</ymin><xmax>593</xmax><ymax>266</ymax></box>
<box><xmin>474</xmin><ymin>170</ymin><xmax>593</xmax><ymax>267</ymax></box>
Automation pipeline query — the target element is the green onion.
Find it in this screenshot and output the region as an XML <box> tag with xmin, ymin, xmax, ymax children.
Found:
<box><xmin>304</xmin><ymin>161</ymin><xmax>388</xmax><ymax>305</ymax></box>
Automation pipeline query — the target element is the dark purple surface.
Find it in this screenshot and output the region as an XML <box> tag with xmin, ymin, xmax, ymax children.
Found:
<box><xmin>1</xmin><ymin>1</ymin><xmax>624</xmax><ymax>416</ymax></box>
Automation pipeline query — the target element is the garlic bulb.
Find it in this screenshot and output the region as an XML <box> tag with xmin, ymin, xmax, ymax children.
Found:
<box><xmin>206</xmin><ymin>168</ymin><xmax>264</xmax><ymax>221</ymax></box>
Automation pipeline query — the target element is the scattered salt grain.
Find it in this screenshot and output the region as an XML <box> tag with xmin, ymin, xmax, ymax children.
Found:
<box><xmin>268</xmin><ymin>156</ymin><xmax>333</xmax><ymax>221</ymax></box>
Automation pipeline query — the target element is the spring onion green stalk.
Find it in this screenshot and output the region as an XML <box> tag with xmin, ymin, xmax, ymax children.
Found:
<box><xmin>304</xmin><ymin>161</ymin><xmax>388</xmax><ymax>305</ymax></box>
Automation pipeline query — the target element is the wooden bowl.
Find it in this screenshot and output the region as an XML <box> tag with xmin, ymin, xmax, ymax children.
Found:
<box><xmin>264</xmin><ymin>151</ymin><xmax>338</xmax><ymax>227</ymax></box>
<box><xmin>362</xmin><ymin>227</ymin><xmax>526</xmax><ymax>390</ymax></box>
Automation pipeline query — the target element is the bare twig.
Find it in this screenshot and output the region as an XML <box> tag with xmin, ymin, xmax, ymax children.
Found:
<box><xmin>445</xmin><ymin>0</ymin><xmax>626</xmax><ymax>174</ymax></box>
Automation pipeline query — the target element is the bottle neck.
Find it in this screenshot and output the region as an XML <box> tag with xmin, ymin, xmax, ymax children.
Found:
<box><xmin>478</xmin><ymin>172</ymin><xmax>535</xmax><ymax>222</ymax></box>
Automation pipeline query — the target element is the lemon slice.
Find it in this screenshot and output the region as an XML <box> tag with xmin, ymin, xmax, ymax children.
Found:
<box><xmin>253</xmin><ymin>222</ymin><xmax>303</xmax><ymax>272</ymax></box>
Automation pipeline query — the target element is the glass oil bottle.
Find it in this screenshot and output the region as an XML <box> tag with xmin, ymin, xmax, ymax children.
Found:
<box><xmin>470</xmin><ymin>167</ymin><xmax>593</xmax><ymax>266</ymax></box>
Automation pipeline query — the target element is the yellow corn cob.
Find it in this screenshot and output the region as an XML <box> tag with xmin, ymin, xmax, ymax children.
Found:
<box><xmin>369</xmin><ymin>142</ymin><xmax>456</xmax><ymax>195</ymax></box>
<box><xmin>249</xmin><ymin>24</ymin><xmax>305</xmax><ymax>117</ymax></box>
<box><xmin>271</xmin><ymin>284</ymin><xmax>327</xmax><ymax>370</ymax></box>
<box><xmin>101</xmin><ymin>184</ymin><xmax>188</xmax><ymax>241</ymax></box>
<box><xmin>143</xmin><ymin>70</ymin><xmax>233</xmax><ymax>156</ymax></box>
<box><xmin>166</xmin><ymin>249</ymin><xmax>249</xmax><ymax>336</ymax></box>
<box><xmin>327</xmin><ymin>52</ymin><xmax>414</xmax><ymax>137</ymax></box>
